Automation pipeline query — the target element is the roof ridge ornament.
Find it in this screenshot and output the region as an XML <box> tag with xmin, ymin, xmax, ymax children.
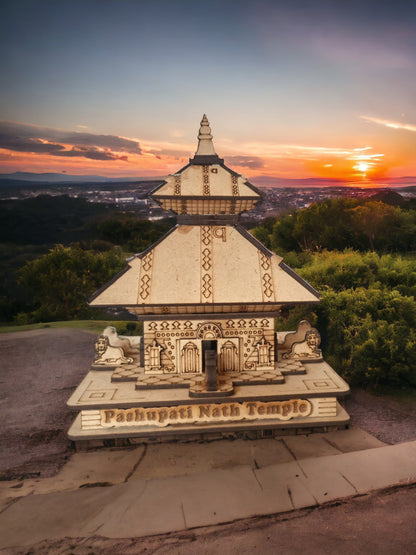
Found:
<box><xmin>195</xmin><ymin>114</ymin><xmax>217</xmax><ymax>157</ymax></box>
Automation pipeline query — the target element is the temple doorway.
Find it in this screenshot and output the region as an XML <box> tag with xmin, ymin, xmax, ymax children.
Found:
<box><xmin>202</xmin><ymin>340</ymin><xmax>217</xmax><ymax>373</ymax></box>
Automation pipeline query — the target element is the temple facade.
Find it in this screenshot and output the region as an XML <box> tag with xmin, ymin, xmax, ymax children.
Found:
<box><xmin>67</xmin><ymin>116</ymin><xmax>349</xmax><ymax>442</ymax></box>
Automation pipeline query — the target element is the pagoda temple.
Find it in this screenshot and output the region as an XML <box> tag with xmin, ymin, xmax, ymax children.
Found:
<box><xmin>67</xmin><ymin>116</ymin><xmax>349</xmax><ymax>442</ymax></box>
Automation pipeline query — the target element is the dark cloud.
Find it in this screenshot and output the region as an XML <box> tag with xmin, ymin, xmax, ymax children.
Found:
<box><xmin>54</xmin><ymin>146</ymin><xmax>128</xmax><ymax>161</ymax></box>
<box><xmin>0</xmin><ymin>135</ymin><xmax>65</xmax><ymax>154</ymax></box>
<box><xmin>59</xmin><ymin>133</ymin><xmax>141</xmax><ymax>154</ymax></box>
<box><xmin>224</xmin><ymin>156</ymin><xmax>265</xmax><ymax>169</ymax></box>
<box><xmin>0</xmin><ymin>121</ymin><xmax>138</xmax><ymax>161</ymax></box>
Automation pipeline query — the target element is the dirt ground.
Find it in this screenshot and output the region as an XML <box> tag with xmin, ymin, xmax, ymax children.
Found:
<box><xmin>1</xmin><ymin>328</ymin><xmax>416</xmax><ymax>480</ymax></box>
<box><xmin>0</xmin><ymin>328</ymin><xmax>94</xmax><ymax>480</ymax></box>
<box><xmin>3</xmin><ymin>485</ymin><xmax>416</xmax><ymax>554</ymax></box>
<box><xmin>1</xmin><ymin>329</ymin><xmax>416</xmax><ymax>554</ymax></box>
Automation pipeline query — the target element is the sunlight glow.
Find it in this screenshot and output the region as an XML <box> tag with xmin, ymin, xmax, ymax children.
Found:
<box><xmin>356</xmin><ymin>162</ymin><xmax>369</xmax><ymax>173</ymax></box>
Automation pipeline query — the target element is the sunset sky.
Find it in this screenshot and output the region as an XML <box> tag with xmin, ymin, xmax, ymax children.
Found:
<box><xmin>1</xmin><ymin>0</ymin><xmax>415</xmax><ymax>186</ymax></box>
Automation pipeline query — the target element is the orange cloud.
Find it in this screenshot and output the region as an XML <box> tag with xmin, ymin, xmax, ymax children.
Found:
<box><xmin>361</xmin><ymin>116</ymin><xmax>416</xmax><ymax>133</ymax></box>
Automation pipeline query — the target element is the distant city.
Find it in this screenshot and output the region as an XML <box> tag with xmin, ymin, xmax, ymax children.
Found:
<box><xmin>1</xmin><ymin>173</ymin><xmax>415</xmax><ymax>222</ymax></box>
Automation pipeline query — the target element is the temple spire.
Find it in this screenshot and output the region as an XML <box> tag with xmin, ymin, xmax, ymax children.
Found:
<box><xmin>194</xmin><ymin>114</ymin><xmax>217</xmax><ymax>157</ymax></box>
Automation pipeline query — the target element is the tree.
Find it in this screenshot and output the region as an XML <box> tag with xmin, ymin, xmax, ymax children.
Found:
<box><xmin>93</xmin><ymin>216</ymin><xmax>173</xmax><ymax>252</ymax></box>
<box><xmin>252</xmin><ymin>198</ymin><xmax>416</xmax><ymax>254</ymax></box>
<box><xmin>350</xmin><ymin>201</ymin><xmax>396</xmax><ymax>251</ymax></box>
<box><xmin>18</xmin><ymin>245</ymin><xmax>125</xmax><ymax>322</ymax></box>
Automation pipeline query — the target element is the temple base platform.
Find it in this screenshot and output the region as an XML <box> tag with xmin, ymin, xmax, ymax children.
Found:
<box><xmin>67</xmin><ymin>360</ymin><xmax>350</xmax><ymax>444</ymax></box>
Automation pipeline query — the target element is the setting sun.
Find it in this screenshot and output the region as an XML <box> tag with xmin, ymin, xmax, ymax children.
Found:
<box><xmin>356</xmin><ymin>162</ymin><xmax>369</xmax><ymax>173</ymax></box>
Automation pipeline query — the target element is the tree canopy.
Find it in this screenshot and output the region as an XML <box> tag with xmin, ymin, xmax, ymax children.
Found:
<box><xmin>17</xmin><ymin>245</ymin><xmax>125</xmax><ymax>322</ymax></box>
<box><xmin>252</xmin><ymin>198</ymin><xmax>416</xmax><ymax>254</ymax></box>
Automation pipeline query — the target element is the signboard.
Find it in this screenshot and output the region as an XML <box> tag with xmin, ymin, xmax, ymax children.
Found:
<box><xmin>98</xmin><ymin>399</ymin><xmax>312</xmax><ymax>428</ymax></box>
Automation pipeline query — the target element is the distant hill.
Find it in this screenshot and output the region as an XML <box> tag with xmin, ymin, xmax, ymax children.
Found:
<box><xmin>0</xmin><ymin>172</ymin><xmax>166</xmax><ymax>183</ymax></box>
<box><xmin>0</xmin><ymin>195</ymin><xmax>115</xmax><ymax>245</ymax></box>
<box><xmin>370</xmin><ymin>189</ymin><xmax>406</xmax><ymax>207</ymax></box>
<box><xmin>250</xmin><ymin>176</ymin><xmax>416</xmax><ymax>189</ymax></box>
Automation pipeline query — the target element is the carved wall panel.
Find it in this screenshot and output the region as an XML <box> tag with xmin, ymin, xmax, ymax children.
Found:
<box><xmin>144</xmin><ymin>318</ymin><xmax>275</xmax><ymax>374</ymax></box>
<box><xmin>179</xmin><ymin>340</ymin><xmax>202</xmax><ymax>373</ymax></box>
<box><xmin>218</xmin><ymin>338</ymin><xmax>240</xmax><ymax>372</ymax></box>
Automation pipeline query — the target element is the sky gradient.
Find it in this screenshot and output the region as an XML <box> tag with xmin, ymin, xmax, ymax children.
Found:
<box><xmin>1</xmin><ymin>0</ymin><xmax>415</xmax><ymax>186</ymax></box>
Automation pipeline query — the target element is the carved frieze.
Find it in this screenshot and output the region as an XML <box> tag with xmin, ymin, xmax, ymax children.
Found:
<box><xmin>196</xmin><ymin>321</ymin><xmax>223</xmax><ymax>339</ymax></box>
<box><xmin>143</xmin><ymin>318</ymin><xmax>275</xmax><ymax>375</ymax></box>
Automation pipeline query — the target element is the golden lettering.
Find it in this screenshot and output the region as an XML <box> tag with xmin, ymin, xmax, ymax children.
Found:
<box><xmin>98</xmin><ymin>399</ymin><xmax>312</xmax><ymax>429</ymax></box>
<box><xmin>104</xmin><ymin>410</ymin><xmax>115</xmax><ymax>423</ymax></box>
<box><xmin>199</xmin><ymin>405</ymin><xmax>210</xmax><ymax>417</ymax></box>
<box><xmin>158</xmin><ymin>410</ymin><xmax>168</xmax><ymax>423</ymax></box>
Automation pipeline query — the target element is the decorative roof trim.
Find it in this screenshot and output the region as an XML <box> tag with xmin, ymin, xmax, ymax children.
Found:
<box><xmin>234</xmin><ymin>224</ymin><xmax>275</xmax><ymax>258</ymax></box>
<box><xmin>88</xmin><ymin>225</ymin><xmax>180</xmax><ymax>304</ymax></box>
<box><xmin>278</xmin><ymin>261</ymin><xmax>321</xmax><ymax>300</ymax></box>
<box><xmin>88</xmin><ymin>264</ymin><xmax>131</xmax><ymax>304</ymax></box>
<box><xmin>189</xmin><ymin>155</ymin><xmax>224</xmax><ymax>165</ymax></box>
<box><xmin>177</xmin><ymin>215</ymin><xmax>239</xmax><ymax>225</ymax></box>
<box><xmin>151</xmin><ymin>194</ymin><xmax>259</xmax><ymax>201</ymax></box>
<box><xmin>89</xmin><ymin>301</ymin><xmax>320</xmax><ymax>313</ymax></box>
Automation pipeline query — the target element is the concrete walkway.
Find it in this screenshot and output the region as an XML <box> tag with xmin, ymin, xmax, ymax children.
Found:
<box><xmin>1</xmin><ymin>433</ymin><xmax>415</xmax><ymax>550</ymax></box>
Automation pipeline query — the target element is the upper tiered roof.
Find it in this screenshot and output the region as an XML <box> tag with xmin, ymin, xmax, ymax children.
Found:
<box><xmin>151</xmin><ymin>115</ymin><xmax>261</xmax><ymax>216</ymax></box>
<box><xmin>89</xmin><ymin>116</ymin><xmax>320</xmax><ymax>317</ymax></box>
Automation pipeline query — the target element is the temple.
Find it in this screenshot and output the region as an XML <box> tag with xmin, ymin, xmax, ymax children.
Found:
<box><xmin>67</xmin><ymin>116</ymin><xmax>349</xmax><ymax>442</ymax></box>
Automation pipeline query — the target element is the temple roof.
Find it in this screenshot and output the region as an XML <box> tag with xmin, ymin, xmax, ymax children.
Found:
<box><xmin>90</xmin><ymin>224</ymin><xmax>320</xmax><ymax>316</ymax></box>
<box><xmin>151</xmin><ymin>115</ymin><xmax>261</xmax><ymax>216</ymax></box>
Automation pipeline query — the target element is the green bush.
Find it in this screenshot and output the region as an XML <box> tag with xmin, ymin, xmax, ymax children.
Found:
<box><xmin>319</xmin><ymin>288</ymin><xmax>416</xmax><ymax>388</ymax></box>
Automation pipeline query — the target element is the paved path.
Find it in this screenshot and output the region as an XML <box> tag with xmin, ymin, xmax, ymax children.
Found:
<box><xmin>1</xmin><ymin>439</ymin><xmax>415</xmax><ymax>550</ymax></box>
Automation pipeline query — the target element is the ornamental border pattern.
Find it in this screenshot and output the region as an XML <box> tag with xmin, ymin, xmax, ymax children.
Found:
<box><xmin>200</xmin><ymin>226</ymin><xmax>213</xmax><ymax>302</ymax></box>
<box><xmin>258</xmin><ymin>251</ymin><xmax>274</xmax><ymax>301</ymax></box>
<box><xmin>138</xmin><ymin>251</ymin><xmax>153</xmax><ymax>302</ymax></box>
